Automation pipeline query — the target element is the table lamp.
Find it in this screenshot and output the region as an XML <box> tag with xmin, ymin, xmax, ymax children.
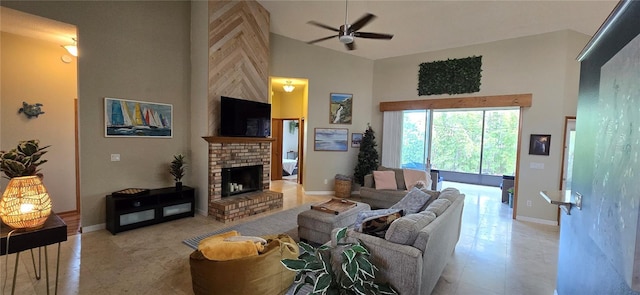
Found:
<box><xmin>0</xmin><ymin>175</ymin><xmax>52</xmax><ymax>230</ymax></box>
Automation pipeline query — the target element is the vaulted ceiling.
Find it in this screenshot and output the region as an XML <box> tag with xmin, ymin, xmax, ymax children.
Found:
<box><xmin>258</xmin><ymin>0</ymin><xmax>619</xmax><ymax>60</ymax></box>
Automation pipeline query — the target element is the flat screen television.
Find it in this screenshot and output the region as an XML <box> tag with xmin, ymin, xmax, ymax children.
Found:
<box><xmin>220</xmin><ymin>96</ymin><xmax>271</xmax><ymax>137</ymax></box>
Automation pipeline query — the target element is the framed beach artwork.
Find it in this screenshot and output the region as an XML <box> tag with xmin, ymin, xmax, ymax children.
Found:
<box><xmin>105</xmin><ymin>97</ymin><xmax>173</xmax><ymax>138</ymax></box>
<box><xmin>329</xmin><ymin>93</ymin><xmax>353</xmax><ymax>124</ymax></box>
<box><xmin>314</xmin><ymin>128</ymin><xmax>348</xmax><ymax>151</ymax></box>
<box><xmin>351</xmin><ymin>133</ymin><xmax>363</xmax><ymax>148</ymax></box>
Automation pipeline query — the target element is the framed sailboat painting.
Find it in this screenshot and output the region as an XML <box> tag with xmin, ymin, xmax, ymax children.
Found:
<box><xmin>104</xmin><ymin>97</ymin><xmax>173</xmax><ymax>138</ymax></box>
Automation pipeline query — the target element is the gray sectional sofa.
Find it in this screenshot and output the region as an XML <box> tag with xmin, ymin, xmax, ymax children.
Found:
<box><xmin>333</xmin><ymin>188</ymin><xmax>465</xmax><ymax>295</ymax></box>
<box><xmin>359</xmin><ymin>166</ymin><xmax>433</xmax><ymax>208</ymax></box>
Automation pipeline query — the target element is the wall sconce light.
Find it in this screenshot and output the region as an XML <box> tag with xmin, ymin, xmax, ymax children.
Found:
<box><xmin>283</xmin><ymin>81</ymin><xmax>295</xmax><ymax>93</ymax></box>
<box><xmin>0</xmin><ymin>176</ymin><xmax>52</xmax><ymax>230</ymax></box>
<box><xmin>62</xmin><ymin>38</ymin><xmax>78</xmax><ymax>57</ymax></box>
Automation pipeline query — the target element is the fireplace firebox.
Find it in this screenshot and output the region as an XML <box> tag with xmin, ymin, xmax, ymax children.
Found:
<box><xmin>221</xmin><ymin>165</ymin><xmax>263</xmax><ymax>197</ymax></box>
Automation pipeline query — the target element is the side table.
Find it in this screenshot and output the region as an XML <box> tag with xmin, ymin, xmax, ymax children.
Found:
<box><xmin>1</xmin><ymin>213</ymin><xmax>67</xmax><ymax>295</ymax></box>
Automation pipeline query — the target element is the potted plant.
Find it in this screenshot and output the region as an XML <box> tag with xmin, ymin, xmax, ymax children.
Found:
<box><xmin>169</xmin><ymin>154</ymin><xmax>186</xmax><ymax>190</ymax></box>
<box><xmin>0</xmin><ymin>139</ymin><xmax>50</xmax><ymax>179</ymax></box>
<box><xmin>282</xmin><ymin>227</ymin><xmax>397</xmax><ymax>295</ymax></box>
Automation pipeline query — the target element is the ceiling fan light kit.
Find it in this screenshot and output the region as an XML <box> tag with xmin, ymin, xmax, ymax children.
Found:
<box><xmin>307</xmin><ymin>0</ymin><xmax>393</xmax><ymax>50</ymax></box>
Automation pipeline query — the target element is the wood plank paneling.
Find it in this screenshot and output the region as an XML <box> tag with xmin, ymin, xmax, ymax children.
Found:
<box><xmin>208</xmin><ymin>0</ymin><xmax>270</xmax><ymax>135</ymax></box>
<box><xmin>379</xmin><ymin>94</ymin><xmax>532</xmax><ymax>111</ymax></box>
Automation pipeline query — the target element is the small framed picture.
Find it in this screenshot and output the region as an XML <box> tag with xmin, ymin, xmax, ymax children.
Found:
<box><xmin>529</xmin><ymin>134</ymin><xmax>551</xmax><ymax>156</ymax></box>
<box><xmin>329</xmin><ymin>93</ymin><xmax>352</xmax><ymax>124</ymax></box>
<box><xmin>351</xmin><ymin>133</ymin><xmax>363</xmax><ymax>148</ymax></box>
<box><xmin>314</xmin><ymin>128</ymin><xmax>348</xmax><ymax>151</ymax></box>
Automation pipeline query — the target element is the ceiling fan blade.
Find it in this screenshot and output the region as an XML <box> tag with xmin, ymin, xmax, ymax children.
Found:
<box><xmin>345</xmin><ymin>41</ymin><xmax>355</xmax><ymax>51</ymax></box>
<box><xmin>348</xmin><ymin>13</ymin><xmax>376</xmax><ymax>33</ymax></box>
<box><xmin>353</xmin><ymin>32</ymin><xmax>394</xmax><ymax>40</ymax></box>
<box><xmin>308</xmin><ymin>21</ymin><xmax>340</xmax><ymax>32</ymax></box>
<box><xmin>307</xmin><ymin>35</ymin><xmax>338</xmax><ymax>44</ymax></box>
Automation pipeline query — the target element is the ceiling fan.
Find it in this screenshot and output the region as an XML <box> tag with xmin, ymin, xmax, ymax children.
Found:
<box><xmin>306</xmin><ymin>0</ymin><xmax>393</xmax><ymax>51</ymax></box>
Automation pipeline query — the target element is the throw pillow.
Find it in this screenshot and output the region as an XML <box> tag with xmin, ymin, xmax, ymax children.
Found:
<box><xmin>373</xmin><ymin>170</ymin><xmax>397</xmax><ymax>190</ymax></box>
<box><xmin>354</xmin><ymin>208</ymin><xmax>403</xmax><ymax>232</ymax></box>
<box><xmin>361</xmin><ymin>210</ymin><xmax>404</xmax><ymax>238</ymax></box>
<box><xmin>385</xmin><ymin>211</ymin><xmax>437</xmax><ymax>245</ymax></box>
<box><xmin>403</xmin><ymin>168</ymin><xmax>428</xmax><ymax>190</ymax></box>
<box><xmin>391</xmin><ymin>187</ymin><xmax>432</xmax><ymax>214</ymax></box>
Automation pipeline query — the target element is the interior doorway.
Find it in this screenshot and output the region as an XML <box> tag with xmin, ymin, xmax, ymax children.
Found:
<box><xmin>271</xmin><ymin>118</ymin><xmax>303</xmax><ymax>183</ymax></box>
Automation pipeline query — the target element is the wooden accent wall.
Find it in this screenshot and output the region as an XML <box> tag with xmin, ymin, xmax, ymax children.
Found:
<box><xmin>208</xmin><ymin>0</ymin><xmax>270</xmax><ymax>134</ymax></box>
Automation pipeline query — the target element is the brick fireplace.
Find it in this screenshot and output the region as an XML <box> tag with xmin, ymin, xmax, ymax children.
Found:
<box><xmin>204</xmin><ymin>136</ymin><xmax>283</xmax><ymax>222</ymax></box>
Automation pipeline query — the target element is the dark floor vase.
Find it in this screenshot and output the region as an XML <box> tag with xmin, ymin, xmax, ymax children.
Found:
<box><xmin>176</xmin><ymin>181</ymin><xmax>183</xmax><ymax>190</ymax></box>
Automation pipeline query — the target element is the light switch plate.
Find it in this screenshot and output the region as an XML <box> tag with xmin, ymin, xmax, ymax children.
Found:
<box><xmin>530</xmin><ymin>162</ymin><xmax>544</xmax><ymax>169</ymax></box>
<box><xmin>111</xmin><ymin>154</ymin><xmax>121</xmax><ymax>161</ymax></box>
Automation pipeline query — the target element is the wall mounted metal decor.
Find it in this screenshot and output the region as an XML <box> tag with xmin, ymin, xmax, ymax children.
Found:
<box><xmin>19</xmin><ymin>102</ymin><xmax>45</xmax><ymax>118</ymax></box>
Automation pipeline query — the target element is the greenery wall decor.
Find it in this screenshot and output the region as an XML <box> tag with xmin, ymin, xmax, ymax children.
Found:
<box><xmin>418</xmin><ymin>56</ymin><xmax>482</xmax><ymax>96</ymax></box>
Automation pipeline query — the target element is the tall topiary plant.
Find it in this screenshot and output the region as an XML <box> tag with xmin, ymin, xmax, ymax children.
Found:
<box><xmin>354</xmin><ymin>125</ymin><xmax>379</xmax><ymax>185</ymax></box>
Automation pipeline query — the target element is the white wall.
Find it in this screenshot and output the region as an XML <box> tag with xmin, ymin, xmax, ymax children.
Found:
<box><xmin>1</xmin><ymin>32</ymin><xmax>77</xmax><ymax>213</ymax></box>
<box><xmin>371</xmin><ymin>30</ymin><xmax>590</xmax><ymax>222</ymax></box>
<box><xmin>270</xmin><ymin>34</ymin><xmax>374</xmax><ymax>192</ymax></box>
<box><xmin>3</xmin><ymin>1</ymin><xmax>193</xmax><ymax>227</ymax></box>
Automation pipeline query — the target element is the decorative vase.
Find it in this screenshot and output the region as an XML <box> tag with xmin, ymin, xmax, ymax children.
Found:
<box><xmin>176</xmin><ymin>181</ymin><xmax>183</xmax><ymax>190</ymax></box>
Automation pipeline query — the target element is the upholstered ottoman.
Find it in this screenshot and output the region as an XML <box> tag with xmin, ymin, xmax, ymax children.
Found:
<box><xmin>297</xmin><ymin>200</ymin><xmax>370</xmax><ymax>245</ymax></box>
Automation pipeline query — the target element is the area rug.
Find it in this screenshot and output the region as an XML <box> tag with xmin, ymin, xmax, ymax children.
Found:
<box><xmin>182</xmin><ymin>204</ymin><xmax>310</xmax><ymax>250</ymax></box>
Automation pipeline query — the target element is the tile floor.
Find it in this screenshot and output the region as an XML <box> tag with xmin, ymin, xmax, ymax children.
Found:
<box><xmin>0</xmin><ymin>180</ymin><xmax>558</xmax><ymax>295</ymax></box>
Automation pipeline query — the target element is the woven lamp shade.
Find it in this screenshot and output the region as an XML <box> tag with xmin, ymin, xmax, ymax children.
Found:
<box><xmin>0</xmin><ymin>175</ymin><xmax>52</xmax><ymax>230</ymax></box>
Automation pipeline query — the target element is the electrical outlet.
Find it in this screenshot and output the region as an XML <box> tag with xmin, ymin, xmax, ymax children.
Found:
<box><xmin>324</xmin><ymin>179</ymin><xmax>328</xmax><ymax>184</ymax></box>
<box><xmin>111</xmin><ymin>154</ymin><xmax>120</xmax><ymax>161</ymax></box>
<box><xmin>526</xmin><ymin>200</ymin><xmax>532</xmax><ymax>207</ymax></box>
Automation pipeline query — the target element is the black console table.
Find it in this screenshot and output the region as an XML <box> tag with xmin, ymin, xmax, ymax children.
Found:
<box><xmin>106</xmin><ymin>186</ymin><xmax>195</xmax><ymax>234</ymax></box>
<box><xmin>1</xmin><ymin>213</ymin><xmax>67</xmax><ymax>295</ymax></box>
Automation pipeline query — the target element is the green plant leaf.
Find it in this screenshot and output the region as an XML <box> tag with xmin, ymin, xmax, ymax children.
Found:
<box><xmin>351</xmin><ymin>244</ymin><xmax>369</xmax><ymax>255</ymax></box>
<box><xmin>313</xmin><ymin>273</ymin><xmax>332</xmax><ymax>293</ymax></box>
<box><xmin>343</xmin><ymin>248</ymin><xmax>356</xmax><ymax>263</ymax></box>
<box><xmin>352</xmin><ymin>281</ymin><xmax>366</xmax><ymax>295</ymax></box>
<box><xmin>281</xmin><ymin>259</ymin><xmax>307</xmax><ymax>271</ymax></box>
<box><xmin>355</xmin><ymin>256</ymin><xmax>375</xmax><ymax>279</ymax></box>
<box><xmin>336</xmin><ymin>227</ymin><xmax>348</xmax><ymax>242</ymax></box>
<box><xmin>293</xmin><ymin>283</ymin><xmax>306</xmax><ymax>295</ymax></box>
<box><xmin>299</xmin><ymin>241</ymin><xmax>316</xmax><ymax>254</ymax></box>
<box><xmin>318</xmin><ymin>249</ymin><xmax>332</xmax><ymax>274</ymax></box>
<box><xmin>377</xmin><ymin>284</ymin><xmax>399</xmax><ymax>294</ymax></box>
<box><xmin>342</xmin><ymin>258</ymin><xmax>358</xmax><ymax>283</ymax></box>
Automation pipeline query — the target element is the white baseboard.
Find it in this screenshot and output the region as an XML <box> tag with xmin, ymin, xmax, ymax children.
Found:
<box><xmin>516</xmin><ymin>215</ymin><xmax>558</xmax><ymax>226</ymax></box>
<box><xmin>82</xmin><ymin>223</ymin><xmax>105</xmax><ymax>233</ymax></box>
<box><xmin>304</xmin><ymin>191</ymin><xmax>334</xmax><ymax>195</ymax></box>
<box><xmin>195</xmin><ymin>208</ymin><xmax>207</xmax><ymax>216</ymax></box>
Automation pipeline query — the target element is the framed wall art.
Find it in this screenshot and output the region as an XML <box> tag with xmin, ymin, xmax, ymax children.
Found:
<box><xmin>105</xmin><ymin>97</ymin><xmax>173</xmax><ymax>138</ymax></box>
<box><xmin>529</xmin><ymin>134</ymin><xmax>550</xmax><ymax>156</ymax></box>
<box><xmin>314</xmin><ymin>128</ymin><xmax>348</xmax><ymax>151</ymax></box>
<box><xmin>329</xmin><ymin>93</ymin><xmax>352</xmax><ymax>124</ymax></box>
<box><xmin>351</xmin><ymin>133</ymin><xmax>363</xmax><ymax>148</ymax></box>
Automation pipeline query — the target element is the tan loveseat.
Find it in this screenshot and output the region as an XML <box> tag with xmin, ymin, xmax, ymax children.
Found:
<box><xmin>359</xmin><ymin>166</ymin><xmax>433</xmax><ymax>208</ymax></box>
<box><xmin>333</xmin><ymin>188</ymin><xmax>465</xmax><ymax>295</ymax></box>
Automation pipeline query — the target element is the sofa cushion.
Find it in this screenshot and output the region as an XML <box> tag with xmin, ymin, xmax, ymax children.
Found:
<box><xmin>354</xmin><ymin>208</ymin><xmax>403</xmax><ymax>232</ymax></box>
<box><xmin>373</xmin><ymin>170</ymin><xmax>397</xmax><ymax>190</ymax></box>
<box><xmin>437</xmin><ymin>188</ymin><xmax>461</xmax><ymax>203</ymax></box>
<box><xmin>378</xmin><ymin>166</ymin><xmax>406</xmax><ymax>190</ymax></box>
<box><xmin>384</xmin><ymin>211</ymin><xmax>437</xmax><ymax>245</ymax></box>
<box><xmin>361</xmin><ymin>210</ymin><xmax>404</xmax><ymax>237</ymax></box>
<box><xmin>391</xmin><ymin>187</ymin><xmax>433</xmax><ymax>214</ymax></box>
<box><xmin>403</xmin><ymin>168</ymin><xmax>429</xmax><ymax>190</ymax></box>
<box><xmin>426</xmin><ymin>199</ymin><xmax>452</xmax><ymax>217</ymax></box>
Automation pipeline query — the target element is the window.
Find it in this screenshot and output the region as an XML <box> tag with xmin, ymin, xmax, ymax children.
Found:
<box><xmin>401</xmin><ymin>109</ymin><xmax>518</xmax><ymax>177</ymax></box>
